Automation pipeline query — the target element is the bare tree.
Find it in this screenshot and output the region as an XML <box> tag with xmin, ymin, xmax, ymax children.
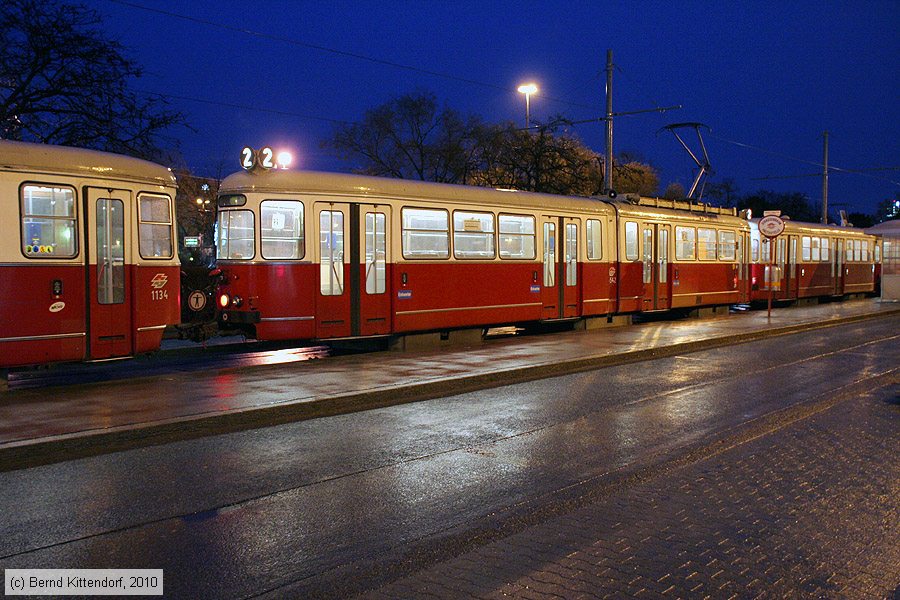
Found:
<box><xmin>324</xmin><ymin>91</ymin><xmax>484</xmax><ymax>183</ymax></box>
<box><xmin>0</xmin><ymin>0</ymin><xmax>184</xmax><ymax>161</ymax></box>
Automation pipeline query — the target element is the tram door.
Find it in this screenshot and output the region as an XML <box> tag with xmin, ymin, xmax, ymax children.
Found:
<box><xmin>737</xmin><ymin>232</ymin><xmax>750</xmax><ymax>301</ymax></box>
<box><xmin>86</xmin><ymin>188</ymin><xmax>133</xmax><ymax>359</ymax></box>
<box><xmin>315</xmin><ymin>202</ymin><xmax>391</xmax><ymax>338</ymax></box>
<box><xmin>834</xmin><ymin>239</ymin><xmax>844</xmax><ymax>295</ymax></box>
<box><xmin>787</xmin><ymin>235</ymin><xmax>799</xmax><ymax>298</ymax></box>
<box><xmin>541</xmin><ymin>216</ymin><xmax>580</xmax><ymax>319</ymax></box>
<box><xmin>640</xmin><ymin>224</ymin><xmax>670</xmax><ymax>311</ymax></box>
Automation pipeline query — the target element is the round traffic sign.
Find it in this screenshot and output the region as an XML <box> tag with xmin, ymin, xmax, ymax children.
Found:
<box><xmin>188</xmin><ymin>290</ymin><xmax>207</xmax><ymax>312</ymax></box>
<box><xmin>758</xmin><ymin>215</ymin><xmax>785</xmax><ymax>238</ymax></box>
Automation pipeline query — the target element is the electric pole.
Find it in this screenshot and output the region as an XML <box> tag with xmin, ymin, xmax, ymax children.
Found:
<box><xmin>821</xmin><ymin>130</ymin><xmax>829</xmax><ymax>223</ymax></box>
<box><xmin>604</xmin><ymin>50</ymin><xmax>614</xmax><ymax>194</ymax></box>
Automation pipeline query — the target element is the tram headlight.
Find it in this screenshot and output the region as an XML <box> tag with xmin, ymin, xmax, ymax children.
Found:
<box><xmin>218</xmin><ymin>293</ymin><xmax>230</xmax><ymax>308</ymax></box>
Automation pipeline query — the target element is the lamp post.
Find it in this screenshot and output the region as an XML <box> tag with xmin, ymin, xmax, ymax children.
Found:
<box><xmin>517</xmin><ymin>83</ymin><xmax>538</xmax><ymax>129</ymax></box>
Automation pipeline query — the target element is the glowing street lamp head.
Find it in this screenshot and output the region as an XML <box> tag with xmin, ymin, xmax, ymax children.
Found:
<box><xmin>517</xmin><ymin>83</ymin><xmax>538</xmax><ymax>129</ymax></box>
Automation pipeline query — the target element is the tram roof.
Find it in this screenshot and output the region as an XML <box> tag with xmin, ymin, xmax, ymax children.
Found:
<box><xmin>220</xmin><ymin>169</ymin><xmax>613</xmax><ymax>214</ymax></box>
<box><xmin>0</xmin><ymin>140</ymin><xmax>175</xmax><ymax>187</ymax></box>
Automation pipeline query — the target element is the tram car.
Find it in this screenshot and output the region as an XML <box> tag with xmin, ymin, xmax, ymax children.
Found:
<box><xmin>748</xmin><ymin>218</ymin><xmax>878</xmax><ymax>303</ymax></box>
<box><xmin>212</xmin><ymin>167</ymin><xmax>759</xmax><ymax>343</ymax></box>
<box><xmin>0</xmin><ymin>140</ymin><xmax>180</xmax><ymax>370</ymax></box>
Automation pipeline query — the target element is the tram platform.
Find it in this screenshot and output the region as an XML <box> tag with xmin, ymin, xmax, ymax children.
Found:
<box><xmin>0</xmin><ymin>298</ymin><xmax>898</xmax><ymax>472</ymax></box>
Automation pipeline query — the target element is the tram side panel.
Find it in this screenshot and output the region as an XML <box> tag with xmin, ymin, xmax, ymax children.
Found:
<box><xmin>0</xmin><ymin>262</ymin><xmax>87</xmax><ymax>367</ymax></box>
<box><xmin>392</xmin><ymin>260</ymin><xmax>542</xmax><ymax>332</ymax></box>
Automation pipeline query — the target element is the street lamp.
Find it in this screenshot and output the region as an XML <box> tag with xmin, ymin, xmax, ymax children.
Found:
<box><xmin>517</xmin><ymin>83</ymin><xmax>538</xmax><ymax>129</ymax></box>
<box><xmin>195</xmin><ymin>197</ymin><xmax>211</xmax><ymax>212</ymax></box>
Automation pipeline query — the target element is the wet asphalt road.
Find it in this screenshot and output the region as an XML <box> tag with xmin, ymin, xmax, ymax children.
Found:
<box><xmin>0</xmin><ymin>316</ymin><xmax>897</xmax><ymax>598</ymax></box>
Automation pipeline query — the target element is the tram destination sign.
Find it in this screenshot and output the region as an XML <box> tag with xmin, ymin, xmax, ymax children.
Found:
<box><xmin>758</xmin><ymin>215</ymin><xmax>785</xmax><ymax>238</ymax></box>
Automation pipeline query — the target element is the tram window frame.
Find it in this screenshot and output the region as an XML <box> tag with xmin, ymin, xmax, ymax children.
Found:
<box><xmin>20</xmin><ymin>183</ymin><xmax>78</xmax><ymax>259</ymax></box>
<box><xmin>217</xmin><ymin>209</ymin><xmax>256</xmax><ymax>260</ymax></box>
<box><xmin>718</xmin><ymin>230</ymin><xmax>736</xmax><ymax>261</ymax></box>
<box><xmin>801</xmin><ymin>236</ymin><xmax>811</xmax><ymax>262</ymax></box>
<box><xmin>811</xmin><ymin>237</ymin><xmax>821</xmax><ymax>262</ymax></box>
<box><xmin>822</xmin><ymin>238</ymin><xmax>830</xmax><ymax>262</ymax></box>
<box><xmin>624</xmin><ymin>221</ymin><xmax>639</xmax><ymax>261</ymax></box>
<box><xmin>453</xmin><ymin>210</ymin><xmax>495</xmax><ymax>260</ymax></box>
<box><xmin>697</xmin><ymin>228</ymin><xmax>717</xmax><ymax>261</ymax></box>
<box><xmin>261</xmin><ymin>200</ymin><xmax>305</xmax><ymax>260</ymax></box>
<box><xmin>675</xmin><ymin>226</ymin><xmax>696</xmax><ymax>261</ymax></box>
<box><xmin>498</xmin><ymin>213</ymin><xmax>536</xmax><ymax>260</ymax></box>
<box><xmin>586</xmin><ymin>219</ymin><xmax>603</xmax><ymax>261</ymax></box>
<box><xmin>854</xmin><ymin>240</ymin><xmax>862</xmax><ymax>262</ymax></box>
<box><xmin>137</xmin><ymin>193</ymin><xmax>174</xmax><ymax>260</ymax></box>
<box><xmin>751</xmin><ymin>237</ymin><xmax>759</xmax><ymax>262</ymax></box>
<box><xmin>401</xmin><ymin>207</ymin><xmax>450</xmax><ymax>259</ymax></box>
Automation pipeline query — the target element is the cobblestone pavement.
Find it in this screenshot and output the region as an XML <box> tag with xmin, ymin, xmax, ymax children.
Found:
<box><xmin>363</xmin><ymin>385</ymin><xmax>900</xmax><ymax>599</ymax></box>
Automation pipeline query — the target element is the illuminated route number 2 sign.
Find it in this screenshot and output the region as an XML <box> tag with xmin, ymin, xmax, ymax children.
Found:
<box><xmin>241</xmin><ymin>146</ymin><xmax>276</xmax><ymax>171</ymax></box>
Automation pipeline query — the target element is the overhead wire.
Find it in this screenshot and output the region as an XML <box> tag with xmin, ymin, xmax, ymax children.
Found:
<box><xmin>107</xmin><ymin>0</ymin><xmax>596</xmax><ymax>112</ymax></box>
<box><xmin>710</xmin><ymin>133</ymin><xmax>900</xmax><ymax>187</ymax></box>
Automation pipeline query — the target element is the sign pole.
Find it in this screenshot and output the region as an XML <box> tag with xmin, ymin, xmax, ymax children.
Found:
<box><xmin>758</xmin><ymin>213</ymin><xmax>786</xmax><ymax>321</ymax></box>
<box><xmin>768</xmin><ymin>237</ymin><xmax>775</xmax><ymax>320</ymax></box>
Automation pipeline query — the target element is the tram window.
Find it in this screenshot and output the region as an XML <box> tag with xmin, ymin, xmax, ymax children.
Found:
<box><xmin>216</xmin><ymin>210</ymin><xmax>255</xmax><ymax>259</ymax></box>
<box><xmin>752</xmin><ymin>238</ymin><xmax>759</xmax><ymax>262</ymax></box>
<box><xmin>543</xmin><ymin>222</ymin><xmax>556</xmax><ymax>286</ymax></box>
<box><xmin>675</xmin><ymin>226</ymin><xmax>695</xmax><ymax>261</ymax></box>
<box><xmin>138</xmin><ymin>194</ymin><xmax>173</xmax><ymax>259</ymax></box>
<box><xmin>320</xmin><ymin>210</ymin><xmax>344</xmax><ymax>295</ymax></box>
<box><xmin>365</xmin><ymin>212</ymin><xmax>386</xmax><ymax>294</ymax></box>
<box><xmin>874</xmin><ymin>243</ymin><xmax>880</xmax><ymax>263</ymax></box>
<box><xmin>261</xmin><ymin>200</ymin><xmax>305</xmax><ymax>260</ymax></box>
<box><xmin>718</xmin><ymin>230</ymin><xmax>736</xmax><ymax>261</ymax></box>
<box><xmin>697</xmin><ymin>228</ymin><xmax>716</xmax><ymax>260</ymax></box>
<box><xmin>642</xmin><ymin>228</ymin><xmax>652</xmax><ymax>284</ymax></box>
<box><xmin>565</xmin><ymin>223</ymin><xmax>578</xmax><ymax>286</ymax></box>
<box><xmin>822</xmin><ymin>238</ymin><xmax>830</xmax><ymax>261</ymax></box>
<box><xmin>401</xmin><ymin>208</ymin><xmax>449</xmax><ymax>259</ymax></box>
<box><xmin>498</xmin><ymin>214</ymin><xmax>536</xmax><ymax>259</ymax></box>
<box><xmin>811</xmin><ymin>237</ymin><xmax>821</xmax><ymax>262</ymax></box>
<box><xmin>96</xmin><ymin>198</ymin><xmax>125</xmax><ymax>304</ymax></box>
<box><xmin>453</xmin><ymin>211</ymin><xmax>495</xmax><ymax>259</ymax></box>
<box><xmin>801</xmin><ymin>236</ymin><xmax>811</xmax><ymax>261</ymax></box>
<box><xmin>845</xmin><ymin>240</ymin><xmax>852</xmax><ymax>262</ymax></box>
<box><xmin>625</xmin><ymin>221</ymin><xmax>638</xmax><ymax>261</ymax></box>
<box><xmin>21</xmin><ymin>184</ymin><xmax>77</xmax><ymax>258</ymax></box>
<box><xmin>586</xmin><ymin>219</ymin><xmax>602</xmax><ymax>260</ymax></box>
<box><xmin>862</xmin><ymin>241</ymin><xmax>869</xmax><ymax>262</ymax></box>
<box><xmin>854</xmin><ymin>240</ymin><xmax>862</xmax><ymax>262</ymax></box>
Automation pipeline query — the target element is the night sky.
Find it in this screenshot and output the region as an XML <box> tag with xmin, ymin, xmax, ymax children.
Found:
<box><xmin>86</xmin><ymin>0</ymin><xmax>899</xmax><ymax>216</ymax></box>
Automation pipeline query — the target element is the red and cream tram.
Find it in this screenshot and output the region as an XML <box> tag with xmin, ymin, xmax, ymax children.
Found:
<box><xmin>213</xmin><ymin>168</ymin><xmax>759</xmax><ymax>343</ymax></box>
<box><xmin>748</xmin><ymin>218</ymin><xmax>878</xmax><ymax>302</ymax></box>
<box><xmin>0</xmin><ymin>140</ymin><xmax>180</xmax><ymax>371</ymax></box>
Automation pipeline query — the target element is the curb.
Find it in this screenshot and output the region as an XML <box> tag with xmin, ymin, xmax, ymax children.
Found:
<box><xmin>1</xmin><ymin>307</ymin><xmax>898</xmax><ymax>472</ymax></box>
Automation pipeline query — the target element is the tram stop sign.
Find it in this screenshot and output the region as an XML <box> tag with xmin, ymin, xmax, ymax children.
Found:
<box><xmin>758</xmin><ymin>215</ymin><xmax>785</xmax><ymax>238</ymax></box>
